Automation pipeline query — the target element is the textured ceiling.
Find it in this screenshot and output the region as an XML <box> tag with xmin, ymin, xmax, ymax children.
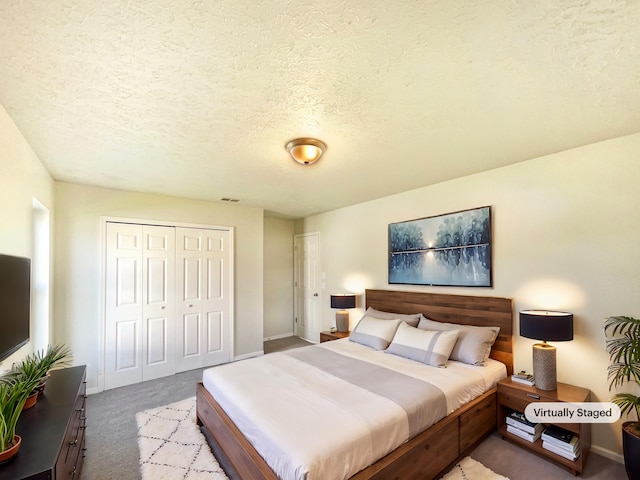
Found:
<box><xmin>1</xmin><ymin>1</ymin><xmax>639</xmax><ymax>219</ymax></box>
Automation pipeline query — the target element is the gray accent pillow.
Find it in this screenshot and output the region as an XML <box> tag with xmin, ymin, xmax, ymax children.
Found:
<box><xmin>417</xmin><ymin>317</ymin><xmax>500</xmax><ymax>366</ymax></box>
<box><xmin>364</xmin><ymin>307</ymin><xmax>422</xmax><ymax>327</ymax></box>
<box><xmin>350</xmin><ymin>316</ymin><xmax>403</xmax><ymax>350</ymax></box>
<box><xmin>386</xmin><ymin>322</ymin><xmax>459</xmax><ymax>367</ymax></box>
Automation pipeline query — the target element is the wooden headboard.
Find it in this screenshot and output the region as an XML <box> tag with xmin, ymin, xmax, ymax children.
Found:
<box><xmin>365</xmin><ymin>289</ymin><xmax>514</xmax><ymax>375</ymax></box>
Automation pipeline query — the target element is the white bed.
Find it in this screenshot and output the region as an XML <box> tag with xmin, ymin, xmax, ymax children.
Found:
<box><xmin>202</xmin><ymin>338</ymin><xmax>506</xmax><ymax>480</ymax></box>
<box><xmin>196</xmin><ymin>289</ymin><xmax>514</xmax><ymax>480</ymax></box>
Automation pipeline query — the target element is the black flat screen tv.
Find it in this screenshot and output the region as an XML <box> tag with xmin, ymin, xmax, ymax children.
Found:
<box><xmin>0</xmin><ymin>254</ymin><xmax>31</xmax><ymax>362</ymax></box>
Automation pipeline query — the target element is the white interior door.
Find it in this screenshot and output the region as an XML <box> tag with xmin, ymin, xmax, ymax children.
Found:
<box><xmin>105</xmin><ymin>221</ymin><xmax>232</xmax><ymax>390</ymax></box>
<box><xmin>105</xmin><ymin>223</ymin><xmax>143</xmax><ymax>389</ymax></box>
<box><xmin>105</xmin><ymin>223</ymin><xmax>176</xmax><ymax>389</ymax></box>
<box><xmin>141</xmin><ymin>225</ymin><xmax>175</xmax><ymax>381</ymax></box>
<box><xmin>294</xmin><ymin>233</ymin><xmax>322</xmax><ymax>342</ymax></box>
<box><xmin>175</xmin><ymin>227</ymin><xmax>231</xmax><ymax>372</ymax></box>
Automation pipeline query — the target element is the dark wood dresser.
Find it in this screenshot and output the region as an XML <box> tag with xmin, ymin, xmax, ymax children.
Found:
<box><xmin>0</xmin><ymin>365</ymin><xmax>87</xmax><ymax>480</ymax></box>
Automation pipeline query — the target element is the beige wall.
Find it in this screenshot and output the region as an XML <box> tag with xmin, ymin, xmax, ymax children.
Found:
<box><xmin>53</xmin><ymin>182</ymin><xmax>265</xmax><ymax>391</ymax></box>
<box><xmin>295</xmin><ymin>133</ymin><xmax>640</xmax><ymax>459</ymax></box>
<box><xmin>263</xmin><ymin>217</ymin><xmax>295</xmax><ymax>339</ymax></box>
<box><xmin>0</xmin><ymin>103</ymin><xmax>54</xmax><ymax>369</ymax></box>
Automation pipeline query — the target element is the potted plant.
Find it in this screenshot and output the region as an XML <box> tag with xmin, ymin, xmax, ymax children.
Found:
<box><xmin>11</xmin><ymin>344</ymin><xmax>72</xmax><ymax>409</ymax></box>
<box><xmin>12</xmin><ymin>356</ymin><xmax>43</xmax><ymax>410</ymax></box>
<box><xmin>0</xmin><ymin>372</ymin><xmax>42</xmax><ymax>462</ymax></box>
<box><xmin>604</xmin><ymin>315</ymin><xmax>640</xmax><ymax>479</ymax></box>
<box><xmin>33</xmin><ymin>344</ymin><xmax>72</xmax><ymax>395</ymax></box>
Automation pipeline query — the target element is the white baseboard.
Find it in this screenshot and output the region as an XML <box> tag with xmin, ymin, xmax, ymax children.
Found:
<box><xmin>234</xmin><ymin>350</ymin><xmax>264</xmax><ymax>361</ymax></box>
<box><xmin>86</xmin><ymin>386</ymin><xmax>100</xmax><ymax>395</ymax></box>
<box><xmin>263</xmin><ymin>332</ymin><xmax>294</xmax><ymax>342</ymax></box>
<box><xmin>592</xmin><ymin>444</ymin><xmax>624</xmax><ymax>464</ymax></box>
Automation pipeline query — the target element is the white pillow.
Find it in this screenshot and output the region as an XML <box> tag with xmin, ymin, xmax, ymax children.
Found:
<box><xmin>417</xmin><ymin>317</ymin><xmax>500</xmax><ymax>365</ymax></box>
<box><xmin>386</xmin><ymin>322</ymin><xmax>459</xmax><ymax>367</ymax></box>
<box><xmin>349</xmin><ymin>316</ymin><xmax>403</xmax><ymax>350</ymax></box>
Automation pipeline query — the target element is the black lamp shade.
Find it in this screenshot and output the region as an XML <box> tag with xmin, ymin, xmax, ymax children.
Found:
<box><xmin>520</xmin><ymin>310</ymin><xmax>573</xmax><ymax>342</ymax></box>
<box><xmin>330</xmin><ymin>294</ymin><xmax>356</xmax><ymax>310</ymax></box>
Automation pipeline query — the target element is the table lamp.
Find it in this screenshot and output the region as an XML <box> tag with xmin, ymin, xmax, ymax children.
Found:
<box><xmin>519</xmin><ymin>310</ymin><xmax>573</xmax><ymax>391</ymax></box>
<box><xmin>330</xmin><ymin>294</ymin><xmax>356</xmax><ymax>333</ymax></box>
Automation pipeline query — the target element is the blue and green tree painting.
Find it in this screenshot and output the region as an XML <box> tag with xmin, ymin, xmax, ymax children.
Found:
<box><xmin>388</xmin><ymin>207</ymin><xmax>491</xmax><ymax>286</ymax></box>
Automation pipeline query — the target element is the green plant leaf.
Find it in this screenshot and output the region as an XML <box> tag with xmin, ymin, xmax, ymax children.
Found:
<box><xmin>604</xmin><ymin>315</ymin><xmax>640</xmax><ymax>421</ymax></box>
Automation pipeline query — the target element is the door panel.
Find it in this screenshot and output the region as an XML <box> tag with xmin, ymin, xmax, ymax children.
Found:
<box><xmin>294</xmin><ymin>233</ymin><xmax>322</xmax><ymax>342</ymax></box>
<box><xmin>115</xmin><ymin>257</ymin><xmax>138</xmax><ymax>306</ymax></box>
<box><xmin>207</xmin><ymin>311</ymin><xmax>223</xmax><ymax>352</ymax></box>
<box><xmin>182</xmin><ymin>313</ymin><xmax>200</xmax><ymax>357</ymax></box>
<box><xmin>202</xmin><ymin>230</ymin><xmax>229</xmax><ymax>364</ymax></box>
<box><xmin>141</xmin><ymin>225</ymin><xmax>175</xmax><ymax>381</ymax></box>
<box><xmin>176</xmin><ymin>228</ymin><xmax>205</xmax><ymax>371</ymax></box>
<box><xmin>183</xmin><ymin>258</ymin><xmax>201</xmax><ymax>301</ymax></box>
<box><xmin>146</xmin><ymin>258</ymin><xmax>168</xmax><ymax>303</ymax></box>
<box><xmin>146</xmin><ymin>316</ymin><xmax>168</xmax><ymax>365</ymax></box>
<box><xmin>115</xmin><ymin>319</ymin><xmax>138</xmax><ymax>370</ymax></box>
<box><xmin>207</xmin><ymin>257</ymin><xmax>223</xmax><ymax>298</ymax></box>
<box><xmin>105</xmin><ymin>223</ymin><xmax>143</xmax><ymax>389</ymax></box>
<box><xmin>175</xmin><ymin>227</ymin><xmax>231</xmax><ymax>372</ymax></box>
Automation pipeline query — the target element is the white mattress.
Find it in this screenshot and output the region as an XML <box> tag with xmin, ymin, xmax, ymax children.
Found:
<box><xmin>202</xmin><ymin>338</ymin><xmax>506</xmax><ymax>480</ymax></box>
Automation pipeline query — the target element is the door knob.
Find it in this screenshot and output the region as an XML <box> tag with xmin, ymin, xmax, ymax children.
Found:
<box><xmin>314</xmin><ymin>293</ymin><xmax>318</xmax><ymax>297</ymax></box>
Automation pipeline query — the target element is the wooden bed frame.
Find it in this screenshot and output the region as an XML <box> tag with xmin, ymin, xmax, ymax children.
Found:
<box><xmin>196</xmin><ymin>289</ymin><xmax>513</xmax><ymax>480</ymax></box>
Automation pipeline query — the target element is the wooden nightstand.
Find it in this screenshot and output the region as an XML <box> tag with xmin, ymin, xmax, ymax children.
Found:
<box><xmin>319</xmin><ymin>330</ymin><xmax>350</xmax><ymax>343</ymax></box>
<box><xmin>497</xmin><ymin>378</ymin><xmax>591</xmax><ymax>475</ymax></box>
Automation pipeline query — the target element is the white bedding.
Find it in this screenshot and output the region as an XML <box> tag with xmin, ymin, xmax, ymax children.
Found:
<box><xmin>202</xmin><ymin>338</ymin><xmax>506</xmax><ymax>480</ymax></box>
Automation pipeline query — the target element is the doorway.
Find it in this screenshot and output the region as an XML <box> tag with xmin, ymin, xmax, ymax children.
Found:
<box><xmin>293</xmin><ymin>232</ymin><xmax>322</xmax><ymax>342</ymax></box>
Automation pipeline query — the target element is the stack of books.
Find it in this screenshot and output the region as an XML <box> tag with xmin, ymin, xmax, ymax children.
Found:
<box><xmin>505</xmin><ymin>410</ymin><xmax>543</xmax><ymax>442</ymax></box>
<box><xmin>541</xmin><ymin>425</ymin><xmax>581</xmax><ymax>461</ymax></box>
<box><xmin>511</xmin><ymin>372</ymin><xmax>535</xmax><ymax>386</ymax></box>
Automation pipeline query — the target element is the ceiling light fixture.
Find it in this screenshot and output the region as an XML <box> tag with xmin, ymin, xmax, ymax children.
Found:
<box><xmin>285</xmin><ymin>138</ymin><xmax>327</xmax><ymax>165</ymax></box>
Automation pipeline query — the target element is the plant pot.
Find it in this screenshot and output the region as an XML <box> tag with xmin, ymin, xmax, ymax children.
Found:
<box><xmin>623</xmin><ymin>421</ymin><xmax>640</xmax><ymax>480</ymax></box>
<box><xmin>22</xmin><ymin>391</ymin><xmax>38</xmax><ymax>410</ymax></box>
<box><xmin>0</xmin><ymin>435</ymin><xmax>21</xmax><ymax>464</ymax></box>
<box><xmin>35</xmin><ymin>374</ymin><xmax>50</xmax><ymax>396</ymax></box>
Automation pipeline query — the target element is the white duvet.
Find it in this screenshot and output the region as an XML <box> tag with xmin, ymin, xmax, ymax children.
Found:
<box><xmin>202</xmin><ymin>338</ymin><xmax>506</xmax><ymax>480</ymax></box>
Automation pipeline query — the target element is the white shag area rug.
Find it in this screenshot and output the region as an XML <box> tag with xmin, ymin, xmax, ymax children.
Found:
<box><xmin>440</xmin><ymin>456</ymin><xmax>510</xmax><ymax>480</ymax></box>
<box><xmin>137</xmin><ymin>397</ymin><xmax>509</xmax><ymax>480</ymax></box>
<box><xmin>136</xmin><ymin>396</ymin><xmax>229</xmax><ymax>480</ymax></box>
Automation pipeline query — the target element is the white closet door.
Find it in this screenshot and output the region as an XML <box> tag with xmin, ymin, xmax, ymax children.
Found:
<box><xmin>141</xmin><ymin>225</ymin><xmax>175</xmax><ymax>381</ymax></box>
<box><xmin>105</xmin><ymin>223</ymin><xmax>175</xmax><ymax>389</ymax></box>
<box><xmin>175</xmin><ymin>227</ymin><xmax>231</xmax><ymax>372</ymax></box>
<box><xmin>105</xmin><ymin>223</ymin><xmax>144</xmax><ymax>389</ymax></box>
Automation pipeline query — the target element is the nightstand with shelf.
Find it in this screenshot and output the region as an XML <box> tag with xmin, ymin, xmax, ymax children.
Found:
<box><xmin>497</xmin><ymin>378</ymin><xmax>591</xmax><ymax>475</ymax></box>
<box><xmin>319</xmin><ymin>330</ymin><xmax>350</xmax><ymax>343</ymax></box>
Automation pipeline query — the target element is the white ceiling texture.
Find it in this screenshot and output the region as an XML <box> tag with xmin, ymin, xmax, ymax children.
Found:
<box><xmin>1</xmin><ymin>1</ymin><xmax>639</xmax><ymax>219</ymax></box>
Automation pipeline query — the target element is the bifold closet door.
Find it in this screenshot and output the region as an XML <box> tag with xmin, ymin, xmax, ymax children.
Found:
<box><xmin>104</xmin><ymin>223</ymin><xmax>175</xmax><ymax>390</ymax></box>
<box><xmin>175</xmin><ymin>227</ymin><xmax>231</xmax><ymax>372</ymax></box>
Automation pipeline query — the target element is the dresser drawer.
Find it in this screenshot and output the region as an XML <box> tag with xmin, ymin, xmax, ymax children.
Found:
<box><xmin>56</xmin><ymin>376</ymin><xmax>87</xmax><ymax>480</ymax></box>
<box><xmin>497</xmin><ymin>382</ymin><xmax>558</xmax><ymax>410</ymax></box>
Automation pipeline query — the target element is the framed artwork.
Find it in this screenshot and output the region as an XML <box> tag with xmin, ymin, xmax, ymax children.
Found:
<box><xmin>388</xmin><ymin>206</ymin><xmax>492</xmax><ymax>287</ymax></box>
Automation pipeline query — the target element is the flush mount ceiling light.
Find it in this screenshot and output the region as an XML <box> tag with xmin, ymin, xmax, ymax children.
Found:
<box><xmin>285</xmin><ymin>138</ymin><xmax>327</xmax><ymax>165</ymax></box>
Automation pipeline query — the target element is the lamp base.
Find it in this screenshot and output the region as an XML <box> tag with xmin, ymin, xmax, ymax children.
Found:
<box><xmin>533</xmin><ymin>343</ymin><xmax>557</xmax><ymax>390</ymax></box>
<box><xmin>336</xmin><ymin>311</ymin><xmax>350</xmax><ymax>333</ymax></box>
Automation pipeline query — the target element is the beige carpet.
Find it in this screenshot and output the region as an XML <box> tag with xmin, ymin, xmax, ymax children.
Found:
<box><xmin>137</xmin><ymin>397</ymin><xmax>510</xmax><ymax>480</ymax></box>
